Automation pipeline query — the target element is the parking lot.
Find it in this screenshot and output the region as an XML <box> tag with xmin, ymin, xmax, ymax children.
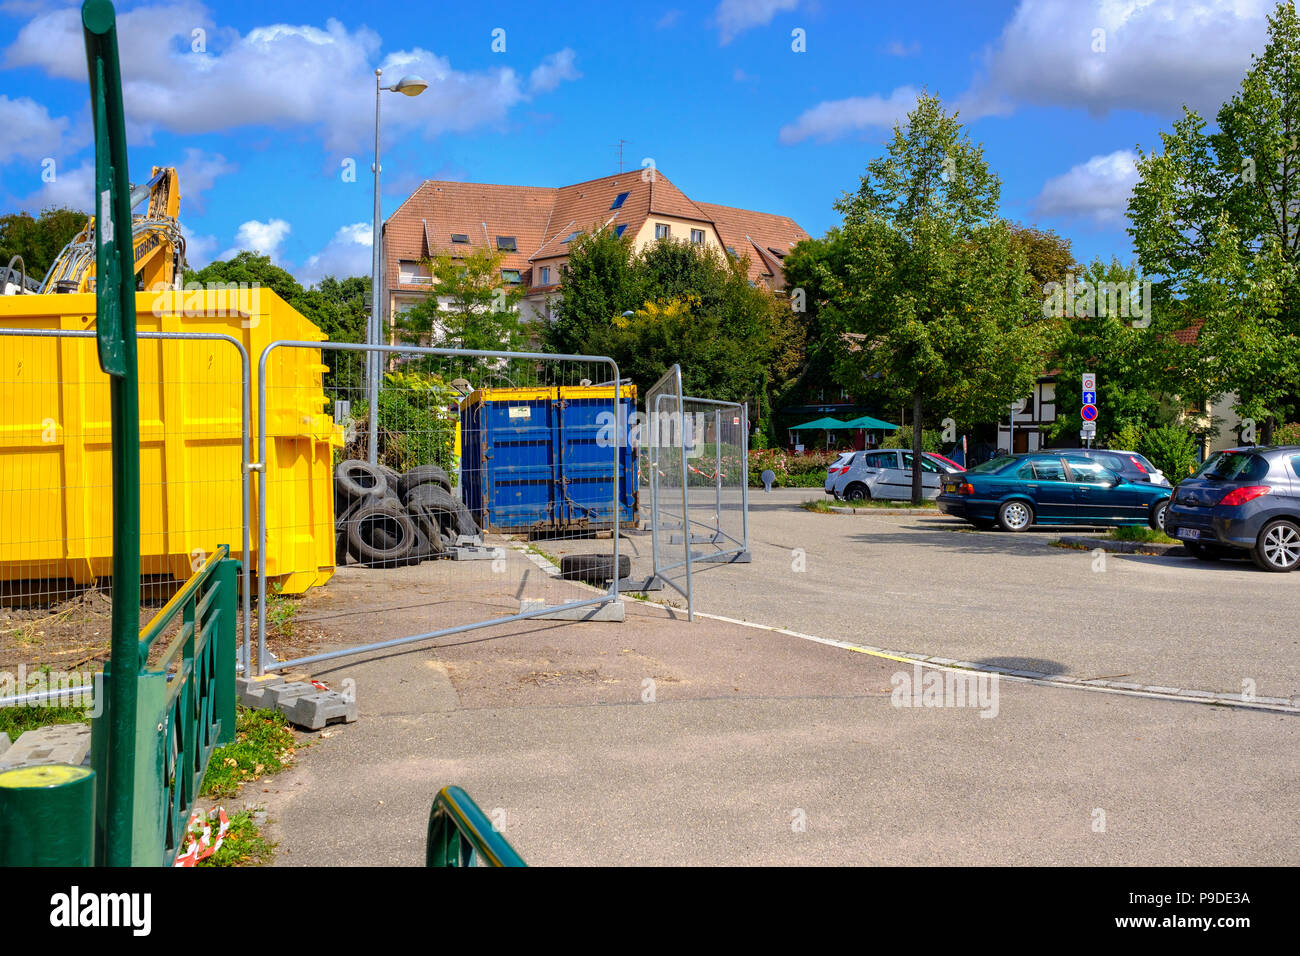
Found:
<box><xmin>543</xmin><ymin>487</ymin><xmax>1298</xmax><ymax>702</ymax></box>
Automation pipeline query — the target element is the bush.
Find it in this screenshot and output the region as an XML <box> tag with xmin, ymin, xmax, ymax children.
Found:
<box><xmin>748</xmin><ymin>448</ymin><xmax>837</xmax><ymax>487</ymax></box>
<box><xmin>882</xmin><ymin>429</ymin><xmax>942</xmax><ymax>453</ymax></box>
<box><xmin>1108</xmin><ymin>422</ymin><xmax>1145</xmax><ymax>453</ymax></box>
<box><xmin>1273</xmin><ymin>422</ymin><xmax>1300</xmax><ymax>445</ymax></box>
<box><xmin>343</xmin><ymin>371</ymin><xmax>458</xmax><ymax>475</ymax></box>
<box><xmin>1140</xmin><ymin>425</ymin><xmax>1199</xmax><ymax>482</ymax></box>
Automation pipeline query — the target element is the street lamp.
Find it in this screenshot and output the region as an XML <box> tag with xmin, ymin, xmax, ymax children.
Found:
<box><xmin>368</xmin><ymin>68</ymin><xmax>427</xmax><ymax>464</ymax></box>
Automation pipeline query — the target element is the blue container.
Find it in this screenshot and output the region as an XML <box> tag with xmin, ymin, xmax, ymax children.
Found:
<box><xmin>460</xmin><ymin>385</ymin><xmax>638</xmax><ymax>535</ymax></box>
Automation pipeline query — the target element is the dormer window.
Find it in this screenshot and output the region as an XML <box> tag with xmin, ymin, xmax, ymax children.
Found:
<box><xmin>497</xmin><ymin>236</ymin><xmax>517</xmax><ymax>251</ymax></box>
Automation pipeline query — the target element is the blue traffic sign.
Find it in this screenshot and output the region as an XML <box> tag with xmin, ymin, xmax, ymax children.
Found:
<box><xmin>1082</xmin><ymin>390</ymin><xmax>1096</xmax><ymax>405</ymax></box>
<box><xmin>1081</xmin><ymin>404</ymin><xmax>1098</xmax><ymax>422</ymax></box>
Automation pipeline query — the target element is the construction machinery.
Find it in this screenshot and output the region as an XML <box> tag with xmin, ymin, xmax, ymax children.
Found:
<box><xmin>15</xmin><ymin>165</ymin><xmax>185</xmax><ymax>295</ymax></box>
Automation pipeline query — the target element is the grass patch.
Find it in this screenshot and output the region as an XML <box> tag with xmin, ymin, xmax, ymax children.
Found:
<box><xmin>201</xmin><ymin>707</ymin><xmax>297</xmax><ymax>798</ymax></box>
<box><xmin>800</xmin><ymin>498</ymin><xmax>934</xmax><ymax>514</ymax></box>
<box><xmin>0</xmin><ymin>703</ymin><xmax>89</xmax><ymax>740</ymax></box>
<box><xmin>1108</xmin><ymin>526</ymin><xmax>1176</xmax><ymax>544</ymax></box>
<box><xmin>197</xmin><ymin>809</ymin><xmax>275</xmax><ymax>867</ymax></box>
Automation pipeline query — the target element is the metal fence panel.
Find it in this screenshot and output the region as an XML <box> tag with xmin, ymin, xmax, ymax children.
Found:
<box><xmin>646</xmin><ymin>364</ymin><xmax>693</xmax><ymax>619</ymax></box>
<box><xmin>255</xmin><ymin>341</ymin><xmax>630</xmax><ymax>675</ymax></box>
<box><xmin>0</xmin><ymin>328</ymin><xmax>252</xmax><ymax>705</ymax></box>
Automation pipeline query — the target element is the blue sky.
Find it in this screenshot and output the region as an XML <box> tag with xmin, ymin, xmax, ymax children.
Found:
<box><xmin>0</xmin><ymin>0</ymin><xmax>1277</xmax><ymax>285</ymax></box>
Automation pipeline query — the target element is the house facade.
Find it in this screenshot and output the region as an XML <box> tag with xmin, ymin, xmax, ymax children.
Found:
<box><xmin>380</xmin><ymin>170</ymin><xmax>810</xmax><ymax>331</ymax></box>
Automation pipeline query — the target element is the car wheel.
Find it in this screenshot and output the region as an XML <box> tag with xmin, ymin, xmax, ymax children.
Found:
<box><xmin>1149</xmin><ymin>499</ymin><xmax>1169</xmax><ymax>532</ymax></box>
<box><xmin>1184</xmin><ymin>541</ymin><xmax>1225</xmax><ymax>562</ymax></box>
<box><xmin>1251</xmin><ymin>519</ymin><xmax>1300</xmax><ymax>572</ymax></box>
<box><xmin>843</xmin><ymin>483</ymin><xmax>870</xmax><ymax>503</ymax></box>
<box><xmin>997</xmin><ymin>500</ymin><xmax>1033</xmax><ymax>532</ymax></box>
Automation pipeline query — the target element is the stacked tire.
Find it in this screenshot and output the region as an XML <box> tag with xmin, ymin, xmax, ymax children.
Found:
<box><xmin>334</xmin><ymin>460</ymin><xmax>476</xmax><ymax>568</ymax></box>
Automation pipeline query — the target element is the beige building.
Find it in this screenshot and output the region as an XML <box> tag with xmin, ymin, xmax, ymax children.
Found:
<box><xmin>381</xmin><ymin>170</ymin><xmax>809</xmax><ymax>329</ymax></box>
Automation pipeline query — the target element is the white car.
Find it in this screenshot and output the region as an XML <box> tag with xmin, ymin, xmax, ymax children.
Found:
<box><xmin>830</xmin><ymin>450</ymin><xmax>963</xmax><ymax>501</ymax></box>
<box><xmin>823</xmin><ymin>451</ymin><xmax>857</xmax><ymax>495</ymax></box>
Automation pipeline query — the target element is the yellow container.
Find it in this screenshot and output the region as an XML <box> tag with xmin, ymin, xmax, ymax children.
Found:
<box><xmin>0</xmin><ymin>289</ymin><xmax>341</xmax><ymax>595</ymax></box>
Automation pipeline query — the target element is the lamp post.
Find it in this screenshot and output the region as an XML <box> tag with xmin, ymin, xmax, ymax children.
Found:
<box><xmin>368</xmin><ymin>68</ymin><xmax>427</xmax><ymax>464</ymax></box>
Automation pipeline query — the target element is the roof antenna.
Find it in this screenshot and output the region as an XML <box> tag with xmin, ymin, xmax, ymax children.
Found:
<box><xmin>611</xmin><ymin>138</ymin><xmax>627</xmax><ymax>174</ymax></box>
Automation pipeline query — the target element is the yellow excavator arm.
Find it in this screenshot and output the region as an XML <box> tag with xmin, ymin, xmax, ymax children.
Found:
<box><xmin>39</xmin><ymin>166</ymin><xmax>185</xmax><ymax>294</ymax></box>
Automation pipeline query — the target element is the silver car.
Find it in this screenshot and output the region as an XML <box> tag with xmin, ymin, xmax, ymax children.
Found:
<box><xmin>831</xmin><ymin>450</ymin><xmax>961</xmax><ymax>501</ymax></box>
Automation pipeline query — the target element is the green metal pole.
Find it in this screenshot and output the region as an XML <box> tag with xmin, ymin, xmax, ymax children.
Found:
<box><xmin>82</xmin><ymin>0</ymin><xmax>141</xmax><ymax>867</ymax></box>
<box><xmin>0</xmin><ymin>766</ymin><xmax>96</xmax><ymax>866</ymax></box>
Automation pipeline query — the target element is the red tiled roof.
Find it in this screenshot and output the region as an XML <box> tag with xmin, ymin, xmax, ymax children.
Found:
<box><xmin>383</xmin><ymin>171</ymin><xmax>811</xmax><ymax>305</ymax></box>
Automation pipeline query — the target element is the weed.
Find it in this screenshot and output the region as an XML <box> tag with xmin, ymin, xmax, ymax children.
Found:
<box><xmin>201</xmin><ymin>707</ymin><xmax>297</xmax><ymax>798</ymax></box>
<box><xmin>196</xmin><ymin>809</ymin><xmax>276</xmax><ymax>867</ymax></box>
<box><xmin>0</xmin><ymin>703</ymin><xmax>89</xmax><ymax>740</ymax></box>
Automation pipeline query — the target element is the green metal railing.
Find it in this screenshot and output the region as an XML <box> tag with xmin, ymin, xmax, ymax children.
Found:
<box><xmin>426</xmin><ymin>786</ymin><xmax>527</xmax><ymax>867</ymax></box>
<box><xmin>91</xmin><ymin>546</ymin><xmax>239</xmax><ymax>866</ymax></box>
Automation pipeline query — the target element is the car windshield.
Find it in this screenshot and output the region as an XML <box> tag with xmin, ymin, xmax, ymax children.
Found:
<box><xmin>1194</xmin><ymin>452</ymin><xmax>1269</xmax><ymax>482</ymax></box>
<box><xmin>971</xmin><ymin>456</ymin><xmax>1016</xmax><ymax>474</ymax></box>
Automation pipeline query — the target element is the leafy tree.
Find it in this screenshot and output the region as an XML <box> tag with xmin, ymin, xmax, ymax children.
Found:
<box><xmin>818</xmin><ymin>92</ymin><xmax>1051</xmax><ymax>501</ymax></box>
<box><xmin>545</xmin><ymin>234</ymin><xmax>799</xmax><ymax>409</ymax></box>
<box><xmin>1007</xmin><ymin>224</ymin><xmax>1079</xmax><ymax>291</ymax></box>
<box><xmin>0</xmin><ymin>207</ymin><xmax>89</xmax><ymax>283</ymax></box>
<box><xmin>1129</xmin><ymin>0</ymin><xmax>1300</xmax><ymax>441</ymax></box>
<box><xmin>546</xmin><ymin>228</ymin><xmax>641</xmax><ymax>355</ymax></box>
<box><xmin>396</xmin><ymin>248</ymin><xmax>526</xmax><ymax>380</ymax></box>
<box><xmin>1042</xmin><ymin>258</ymin><xmax>1175</xmax><ymax>443</ymax></box>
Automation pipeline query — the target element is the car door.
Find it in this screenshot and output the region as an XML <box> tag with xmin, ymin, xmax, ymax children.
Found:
<box><xmin>1064</xmin><ymin>458</ymin><xmax>1135</xmax><ymax>523</ymax></box>
<box><xmin>841</xmin><ymin>450</ymin><xmax>893</xmax><ymax>497</ymax></box>
<box><xmin>1017</xmin><ymin>456</ymin><xmax>1074</xmax><ymax>520</ymax></box>
<box><xmin>902</xmin><ymin>452</ymin><xmax>945</xmax><ymax>497</ymax></box>
<box><xmin>865</xmin><ymin>450</ymin><xmax>907</xmax><ymax>498</ymax></box>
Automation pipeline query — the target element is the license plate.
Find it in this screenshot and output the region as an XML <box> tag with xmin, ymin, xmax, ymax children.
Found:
<box><xmin>1175</xmin><ymin>527</ymin><xmax>1201</xmax><ymax>540</ymax></box>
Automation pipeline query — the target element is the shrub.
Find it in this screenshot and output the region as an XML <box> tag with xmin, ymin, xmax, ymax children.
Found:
<box><xmin>1108</xmin><ymin>422</ymin><xmax>1145</xmax><ymax>453</ymax></box>
<box><xmin>1273</xmin><ymin>422</ymin><xmax>1300</xmax><ymax>445</ymax></box>
<box><xmin>1140</xmin><ymin>425</ymin><xmax>1199</xmax><ymax>481</ymax></box>
<box><xmin>882</xmin><ymin>429</ymin><xmax>943</xmax><ymax>453</ymax></box>
<box><xmin>748</xmin><ymin>448</ymin><xmax>837</xmax><ymax>487</ymax></box>
<box><xmin>343</xmin><ymin>371</ymin><xmax>458</xmax><ymax>475</ymax></box>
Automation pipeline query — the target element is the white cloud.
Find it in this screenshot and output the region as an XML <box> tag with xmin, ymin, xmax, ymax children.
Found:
<box><xmin>18</xmin><ymin>161</ymin><xmax>94</xmax><ymax>213</ymax></box>
<box><xmin>181</xmin><ymin>223</ymin><xmax>219</xmax><ymax>270</ymax></box>
<box><xmin>5</xmin><ymin>1</ymin><xmax>580</xmax><ymax>152</ymax></box>
<box><xmin>0</xmin><ymin>94</ymin><xmax>70</xmax><ymax>165</ymax></box>
<box><xmin>220</xmin><ymin>218</ymin><xmax>291</xmax><ymax>261</ymax></box>
<box><xmin>298</xmin><ymin>222</ymin><xmax>372</xmax><ymax>285</ymax></box>
<box><xmin>715</xmin><ymin>0</ymin><xmax>799</xmax><ymax>44</ymax></box>
<box><xmin>1033</xmin><ymin>149</ymin><xmax>1139</xmax><ymax>224</ymax></box>
<box><xmin>656</xmin><ymin>9</ymin><xmax>682</xmax><ymax>29</ymax></box>
<box><xmin>528</xmin><ymin>48</ymin><xmax>580</xmax><ymax>95</ymax></box>
<box><xmin>884</xmin><ymin>40</ymin><xmax>920</xmax><ymax>57</ymax></box>
<box><xmin>175</xmin><ymin>147</ymin><xmax>235</xmax><ymax>214</ymax></box>
<box><xmin>779</xmin><ymin>86</ymin><xmax>919</xmax><ymax>144</ymax></box>
<box><xmin>973</xmin><ymin>0</ymin><xmax>1271</xmax><ymax>117</ymax></box>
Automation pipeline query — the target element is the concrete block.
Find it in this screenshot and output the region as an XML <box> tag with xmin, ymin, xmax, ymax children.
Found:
<box><xmin>448</xmin><ymin>545</ymin><xmax>505</xmax><ymax>561</ymax></box>
<box><xmin>0</xmin><ymin>732</ymin><xmax>10</xmax><ymax>761</ymax></box>
<box><xmin>261</xmin><ymin>682</ymin><xmax>319</xmax><ymax>709</ymax></box>
<box><xmin>280</xmin><ymin>691</ymin><xmax>357</xmax><ymax>731</ymax></box>
<box><xmin>518</xmin><ymin>598</ymin><xmax>626</xmax><ymax>622</ymax></box>
<box><xmin>237</xmin><ymin>674</ymin><xmax>286</xmax><ymax>709</ymax></box>
<box><xmin>0</xmin><ymin>721</ymin><xmax>91</xmax><ymax>769</ymax></box>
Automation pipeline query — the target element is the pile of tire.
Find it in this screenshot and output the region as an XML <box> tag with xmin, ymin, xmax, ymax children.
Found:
<box><xmin>334</xmin><ymin>460</ymin><xmax>479</xmax><ymax>568</ymax></box>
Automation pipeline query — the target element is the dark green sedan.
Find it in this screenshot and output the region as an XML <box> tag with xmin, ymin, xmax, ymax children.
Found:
<box><xmin>937</xmin><ymin>453</ymin><xmax>1173</xmax><ymax>532</ymax></box>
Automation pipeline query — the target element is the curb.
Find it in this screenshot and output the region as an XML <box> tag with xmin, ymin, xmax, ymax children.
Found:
<box><xmin>1055</xmin><ymin>535</ymin><xmax>1186</xmax><ymax>556</ymax></box>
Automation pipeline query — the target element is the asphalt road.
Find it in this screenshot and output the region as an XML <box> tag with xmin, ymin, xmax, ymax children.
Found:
<box><xmin>545</xmin><ymin>488</ymin><xmax>1299</xmax><ymax>700</ymax></box>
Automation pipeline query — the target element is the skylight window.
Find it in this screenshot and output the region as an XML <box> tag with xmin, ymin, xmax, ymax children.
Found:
<box><xmin>451</xmin><ymin>234</ymin><xmax>469</xmax><ymax>244</ymax></box>
<box><xmin>610</xmin><ymin>191</ymin><xmax>629</xmax><ymax>209</ymax></box>
<box><xmin>496</xmin><ymin>236</ymin><xmax>517</xmax><ymax>251</ymax></box>
<box><xmin>563</xmin><ymin>231</ymin><xmax>580</xmax><ymax>243</ymax></box>
<box><xmin>615</xmin><ymin>224</ymin><xmax>628</xmax><ymax>238</ymax></box>
<box><xmin>501</xmin><ymin>269</ymin><xmax>522</xmax><ymax>284</ymax></box>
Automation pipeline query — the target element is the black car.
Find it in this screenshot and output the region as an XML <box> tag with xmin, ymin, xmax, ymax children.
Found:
<box><xmin>1165</xmin><ymin>446</ymin><xmax>1300</xmax><ymax>572</ymax></box>
<box><xmin>1053</xmin><ymin>448</ymin><xmax>1170</xmax><ymax>487</ymax></box>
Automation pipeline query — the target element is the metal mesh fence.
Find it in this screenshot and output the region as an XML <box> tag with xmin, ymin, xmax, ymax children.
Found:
<box><xmin>646</xmin><ymin>365</ymin><xmax>693</xmax><ymax>619</ymax></box>
<box><xmin>0</xmin><ymin>328</ymin><xmax>251</xmax><ymax>697</ymax></box>
<box><xmin>256</xmin><ymin>341</ymin><xmax>631</xmax><ymax>674</ymax></box>
<box><xmin>680</xmin><ymin>395</ymin><xmax>750</xmax><ymax>565</ymax></box>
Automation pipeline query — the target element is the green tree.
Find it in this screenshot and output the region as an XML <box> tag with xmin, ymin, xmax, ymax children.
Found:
<box><xmin>546</xmin><ymin>228</ymin><xmax>641</xmax><ymax>355</ymax></box>
<box><xmin>1129</xmin><ymin>0</ymin><xmax>1300</xmax><ymax>441</ymax></box>
<box><xmin>821</xmin><ymin>92</ymin><xmax>1051</xmax><ymax>501</ymax></box>
<box><xmin>545</xmin><ymin>233</ymin><xmax>800</xmax><ymax>409</ymax></box>
<box><xmin>0</xmin><ymin>207</ymin><xmax>89</xmax><ymax>283</ymax></box>
<box><xmin>396</xmin><ymin>248</ymin><xmax>526</xmax><ymax>380</ymax></box>
<box><xmin>1042</xmin><ymin>258</ymin><xmax>1174</xmax><ymax>443</ymax></box>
